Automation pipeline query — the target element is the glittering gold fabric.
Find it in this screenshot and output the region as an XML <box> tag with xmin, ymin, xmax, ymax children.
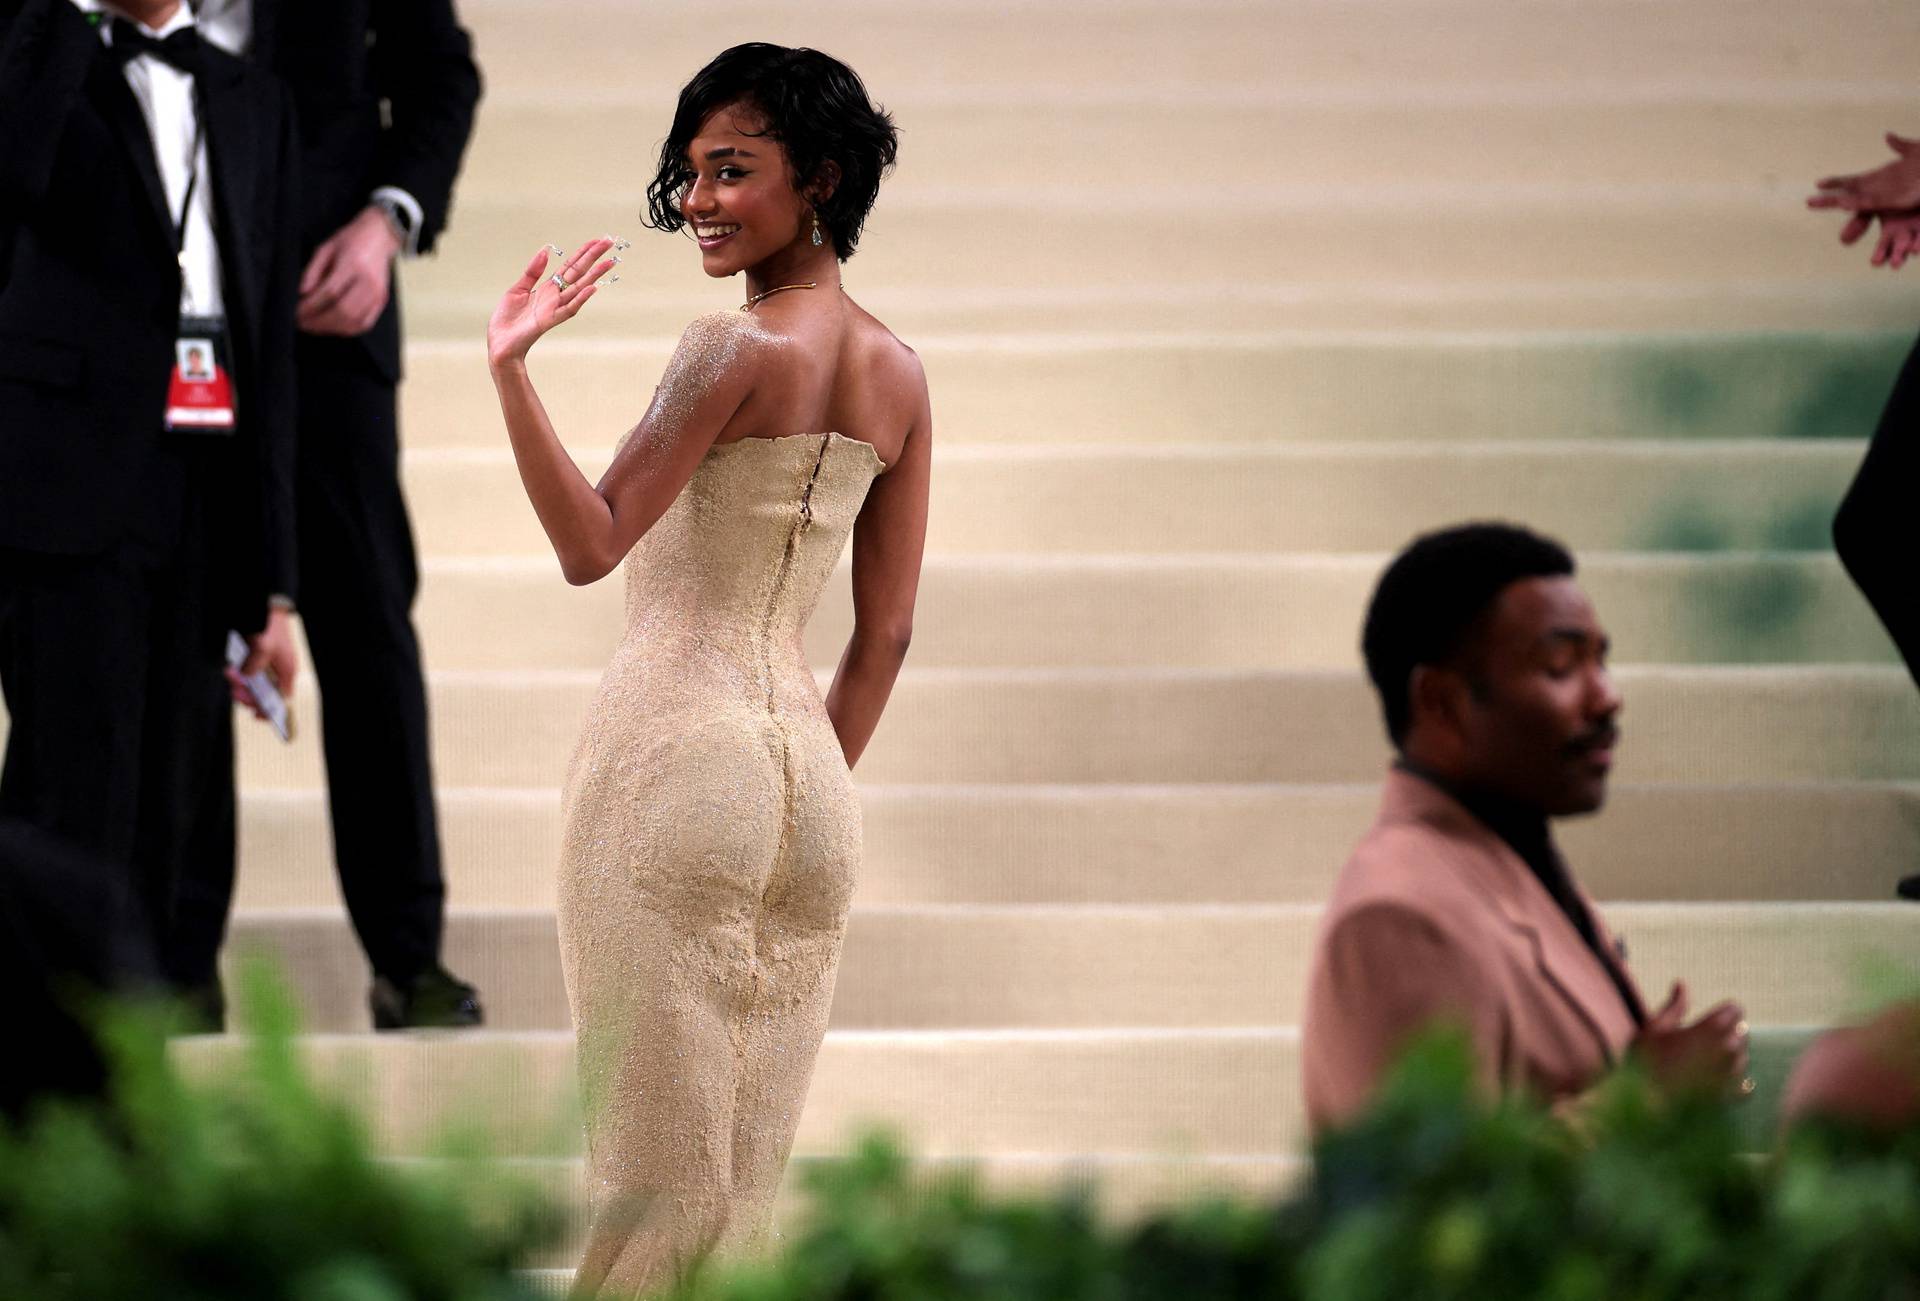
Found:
<box><xmin>557</xmin><ymin>432</ymin><xmax>883</xmax><ymax>1297</ymax></box>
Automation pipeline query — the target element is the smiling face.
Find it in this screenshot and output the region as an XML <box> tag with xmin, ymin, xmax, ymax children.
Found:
<box><xmin>1414</xmin><ymin>576</ymin><xmax>1624</xmax><ymax>817</ymax></box>
<box><xmin>678</xmin><ymin>102</ymin><xmax>818</xmax><ymax>279</ymax></box>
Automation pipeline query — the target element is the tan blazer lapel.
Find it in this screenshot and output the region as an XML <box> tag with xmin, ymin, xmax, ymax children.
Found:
<box><xmin>1482</xmin><ymin>853</ymin><xmax>1631</xmax><ymax>1069</ymax></box>
<box><xmin>1385</xmin><ymin>770</ymin><xmax>1632</xmax><ymax>1069</ymax></box>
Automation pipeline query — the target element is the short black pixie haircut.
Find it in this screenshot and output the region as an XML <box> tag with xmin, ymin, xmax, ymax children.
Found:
<box><xmin>1361</xmin><ymin>522</ymin><xmax>1576</xmax><ymax>747</ymax></box>
<box><xmin>644</xmin><ymin>43</ymin><xmax>899</xmax><ymax>261</ymax></box>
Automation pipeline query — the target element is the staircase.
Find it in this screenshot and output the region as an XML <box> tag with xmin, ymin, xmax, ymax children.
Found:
<box><xmin>177</xmin><ymin>0</ymin><xmax>1920</xmax><ymax>1278</ymax></box>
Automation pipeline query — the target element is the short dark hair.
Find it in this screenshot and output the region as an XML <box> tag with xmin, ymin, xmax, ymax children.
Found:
<box><xmin>644</xmin><ymin>43</ymin><xmax>899</xmax><ymax>260</ymax></box>
<box><xmin>1361</xmin><ymin>522</ymin><xmax>1576</xmax><ymax>747</ymax></box>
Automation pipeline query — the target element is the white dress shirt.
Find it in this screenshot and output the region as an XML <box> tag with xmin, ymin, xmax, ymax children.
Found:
<box><xmin>190</xmin><ymin>0</ymin><xmax>249</xmax><ymax>60</ymax></box>
<box><xmin>78</xmin><ymin>1</ymin><xmax>225</xmax><ymax>318</ymax></box>
<box><xmin>83</xmin><ymin>2</ymin><xmax>426</xmax><ymax>273</ymax></box>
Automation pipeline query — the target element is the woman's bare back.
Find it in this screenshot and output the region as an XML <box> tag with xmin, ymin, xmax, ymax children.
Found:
<box><xmin>709</xmin><ymin>292</ymin><xmax>921</xmax><ymax>468</ymax></box>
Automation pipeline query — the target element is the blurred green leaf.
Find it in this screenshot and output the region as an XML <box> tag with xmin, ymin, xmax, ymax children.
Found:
<box><xmin>0</xmin><ymin>961</ymin><xmax>562</xmax><ymax>1301</ymax></box>
<box><xmin>673</xmin><ymin>1019</ymin><xmax>1920</xmax><ymax>1301</ymax></box>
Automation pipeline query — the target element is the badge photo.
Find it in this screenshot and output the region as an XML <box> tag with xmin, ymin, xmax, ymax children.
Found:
<box><xmin>166</xmin><ymin>316</ymin><xmax>237</xmax><ymax>434</ymax></box>
<box><xmin>177</xmin><ymin>338</ymin><xmax>217</xmax><ymax>382</ymax></box>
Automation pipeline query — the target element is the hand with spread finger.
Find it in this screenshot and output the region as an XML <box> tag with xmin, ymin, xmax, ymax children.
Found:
<box><xmin>1809</xmin><ymin>133</ymin><xmax>1920</xmax><ymax>219</ymax></box>
<box><xmin>1631</xmin><ymin>982</ymin><xmax>1752</xmax><ymax>1099</ymax></box>
<box><xmin>487</xmin><ymin>237</ymin><xmax>621</xmax><ymax>369</ymax></box>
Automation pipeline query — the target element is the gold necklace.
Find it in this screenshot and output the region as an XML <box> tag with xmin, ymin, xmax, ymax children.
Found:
<box><xmin>740</xmin><ymin>281</ymin><xmax>818</xmax><ymax>312</ymax></box>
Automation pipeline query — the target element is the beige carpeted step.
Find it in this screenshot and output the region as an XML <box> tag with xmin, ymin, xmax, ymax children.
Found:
<box><xmin>523</xmin><ymin>1269</ymin><xmax>568</xmax><ymax>1298</ymax></box>
<box><xmin>222</xmin><ymin>903</ymin><xmax>1920</xmax><ymax>1034</ymax></box>
<box><xmin>179</xmin><ymin>1026</ymin><xmax>1307</xmax><ymax>1156</ymax></box>
<box><xmin>232</xmin><ymin>782</ymin><xmax>1920</xmax><ymax>912</ymax></box>
<box><xmin>459</xmin><ymin>0</ymin><xmax>1912</xmax><ymax>103</ymax></box>
<box><xmin>461</xmin><ymin>98</ymin><xmax>1920</xmax><ymax>200</ymax></box>
<box><xmin>398</xmin><ymin>443</ymin><xmax>1868</xmax><ymax>559</ymax></box>
<box><xmin>409</xmin><ymin>554</ymin><xmax>1896</xmax><ymax>673</ymax></box>
<box><xmin>399</xmin><ymin>331</ymin><xmax>1908</xmax><ymax>449</ymax></box>
<box><xmin>212</xmin><ymin>666</ymin><xmax>1920</xmax><ymax>789</ymax></box>
<box><xmin>401</xmin><ymin>275</ymin><xmax>1920</xmax><ymax>339</ymax></box>
<box><xmin>173</xmin><ymin>1024</ymin><xmax>1819</xmax><ymax>1159</ymax></box>
<box><xmin>405</xmin><ymin>199</ymin><xmax>1896</xmax><ymax>332</ymax></box>
<box><xmin>414</xmin><ymin>3</ymin><xmax>1920</xmax><ymax>339</ymax></box>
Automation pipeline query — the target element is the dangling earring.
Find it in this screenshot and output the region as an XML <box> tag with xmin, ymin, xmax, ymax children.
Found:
<box><xmin>810</xmin><ymin>210</ymin><xmax>824</xmax><ymax>248</ymax></box>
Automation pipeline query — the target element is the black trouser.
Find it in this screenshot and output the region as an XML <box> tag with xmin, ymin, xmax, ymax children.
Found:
<box><xmin>0</xmin><ymin>441</ymin><xmax>233</xmax><ymax>990</ymax></box>
<box><xmin>176</xmin><ymin>337</ymin><xmax>447</xmax><ymax>987</ymax></box>
<box><xmin>0</xmin><ymin>816</ymin><xmax>160</xmax><ymax>1117</ymax></box>
<box><xmin>1836</xmin><ymin>331</ymin><xmax>1920</xmax><ymax>692</ymax></box>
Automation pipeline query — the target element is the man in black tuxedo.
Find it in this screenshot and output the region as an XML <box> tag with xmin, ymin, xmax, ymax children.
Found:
<box><xmin>180</xmin><ymin>0</ymin><xmax>485</xmax><ymax>1027</ymax></box>
<box><xmin>0</xmin><ymin>0</ymin><xmax>299</xmax><ymax>992</ymax></box>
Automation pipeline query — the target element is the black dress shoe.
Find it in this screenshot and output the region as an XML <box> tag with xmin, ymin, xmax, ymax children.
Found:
<box><xmin>370</xmin><ymin>966</ymin><xmax>484</xmax><ymax>1030</ymax></box>
<box><xmin>1898</xmin><ymin>874</ymin><xmax>1920</xmax><ymax>902</ymax></box>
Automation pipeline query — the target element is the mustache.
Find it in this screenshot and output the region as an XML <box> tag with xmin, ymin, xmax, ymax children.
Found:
<box><xmin>1565</xmin><ymin>724</ymin><xmax>1620</xmax><ymax>757</ymax></box>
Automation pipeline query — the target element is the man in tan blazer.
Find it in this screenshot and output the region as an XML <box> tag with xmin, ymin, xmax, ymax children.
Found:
<box><xmin>1303</xmin><ymin>523</ymin><xmax>1751</xmax><ymax>1132</ymax></box>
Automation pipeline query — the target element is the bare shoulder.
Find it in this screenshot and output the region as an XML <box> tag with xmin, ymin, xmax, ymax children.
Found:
<box><xmin>660</xmin><ymin>308</ymin><xmax>788</xmax><ymax>393</ymax></box>
<box><xmin>846</xmin><ymin>301</ymin><xmax>927</xmax><ymax>395</ymax></box>
<box><xmin>675</xmin><ymin>307</ymin><xmax>782</xmax><ymax>358</ymax></box>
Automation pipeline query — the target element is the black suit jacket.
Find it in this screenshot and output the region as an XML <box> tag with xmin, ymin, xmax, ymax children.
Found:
<box><xmin>253</xmin><ymin>0</ymin><xmax>480</xmax><ymax>382</ymax></box>
<box><xmin>0</xmin><ymin>0</ymin><xmax>299</xmax><ymax>625</ymax></box>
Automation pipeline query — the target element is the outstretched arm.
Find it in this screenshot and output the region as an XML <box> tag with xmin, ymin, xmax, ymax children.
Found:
<box><xmin>824</xmin><ymin>357</ymin><xmax>931</xmax><ymax>768</ymax></box>
<box><xmin>486</xmin><ymin>239</ymin><xmax>759</xmax><ymax>585</ymax></box>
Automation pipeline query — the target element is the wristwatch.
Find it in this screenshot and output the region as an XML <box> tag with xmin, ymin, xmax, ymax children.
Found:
<box><xmin>370</xmin><ymin>194</ymin><xmax>415</xmax><ymax>248</ymax></box>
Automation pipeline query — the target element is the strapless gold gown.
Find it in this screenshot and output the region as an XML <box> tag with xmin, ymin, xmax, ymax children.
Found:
<box><xmin>556</xmin><ymin>432</ymin><xmax>884</xmax><ymax>1296</ymax></box>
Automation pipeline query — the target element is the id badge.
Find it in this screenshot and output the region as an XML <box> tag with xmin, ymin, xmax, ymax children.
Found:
<box><xmin>165</xmin><ymin>314</ymin><xmax>237</xmax><ymax>435</ymax></box>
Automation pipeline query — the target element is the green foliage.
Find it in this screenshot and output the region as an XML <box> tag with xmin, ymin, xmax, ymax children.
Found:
<box><xmin>11</xmin><ymin>974</ymin><xmax>1920</xmax><ymax>1301</ymax></box>
<box><xmin>668</xmin><ymin>1137</ymin><xmax>1128</xmax><ymax>1301</ymax></box>
<box><xmin>670</xmin><ymin>1030</ymin><xmax>1920</xmax><ymax>1301</ymax></box>
<box><xmin>0</xmin><ymin>964</ymin><xmax>562</xmax><ymax>1301</ymax></box>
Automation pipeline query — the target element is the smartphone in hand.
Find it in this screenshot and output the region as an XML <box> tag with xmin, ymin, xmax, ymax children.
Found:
<box><xmin>225</xmin><ymin>631</ymin><xmax>293</xmax><ymax>743</ymax></box>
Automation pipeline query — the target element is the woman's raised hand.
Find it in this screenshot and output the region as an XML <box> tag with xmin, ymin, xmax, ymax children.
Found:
<box><xmin>487</xmin><ymin>238</ymin><xmax>619</xmax><ymax>367</ymax></box>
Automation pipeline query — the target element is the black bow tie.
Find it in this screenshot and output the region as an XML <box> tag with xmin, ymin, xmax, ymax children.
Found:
<box><xmin>109</xmin><ymin>18</ymin><xmax>204</xmax><ymax>76</ymax></box>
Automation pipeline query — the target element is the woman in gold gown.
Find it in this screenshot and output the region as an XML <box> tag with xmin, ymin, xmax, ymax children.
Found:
<box><xmin>483</xmin><ymin>45</ymin><xmax>929</xmax><ymax>1296</ymax></box>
